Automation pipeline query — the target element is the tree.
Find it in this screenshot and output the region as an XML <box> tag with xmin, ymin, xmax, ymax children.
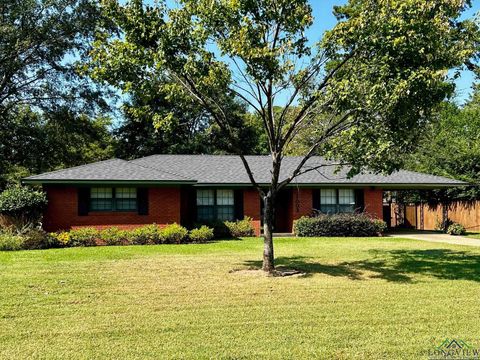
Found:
<box><xmin>90</xmin><ymin>0</ymin><xmax>478</xmax><ymax>272</ymax></box>
<box><xmin>0</xmin><ymin>0</ymin><xmax>116</xmax><ymax>189</ymax></box>
<box><xmin>0</xmin><ymin>107</ymin><xmax>114</xmax><ymax>189</ymax></box>
<box><xmin>0</xmin><ymin>0</ymin><xmax>112</xmax><ymax>118</ymax></box>
<box><xmin>405</xmin><ymin>87</ymin><xmax>480</xmax><ymax>201</ymax></box>
<box><xmin>112</xmin><ymin>80</ymin><xmax>268</xmax><ymax>158</ymax></box>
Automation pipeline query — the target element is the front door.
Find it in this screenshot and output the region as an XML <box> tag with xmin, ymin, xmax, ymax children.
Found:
<box><xmin>274</xmin><ymin>189</ymin><xmax>291</xmax><ymax>233</ymax></box>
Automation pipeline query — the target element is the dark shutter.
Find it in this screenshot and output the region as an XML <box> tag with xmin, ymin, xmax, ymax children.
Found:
<box><xmin>78</xmin><ymin>187</ymin><xmax>90</xmax><ymax>216</ymax></box>
<box><xmin>355</xmin><ymin>189</ymin><xmax>365</xmax><ymax>213</ymax></box>
<box><xmin>137</xmin><ymin>188</ymin><xmax>149</xmax><ymax>215</ymax></box>
<box><xmin>234</xmin><ymin>189</ymin><xmax>244</xmax><ymax>220</ymax></box>
<box><xmin>312</xmin><ymin>189</ymin><xmax>320</xmax><ymax>211</ymax></box>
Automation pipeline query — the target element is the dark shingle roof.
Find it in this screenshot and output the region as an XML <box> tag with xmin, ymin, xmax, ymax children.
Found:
<box><xmin>130</xmin><ymin>155</ymin><xmax>466</xmax><ymax>187</ymax></box>
<box><xmin>24</xmin><ymin>155</ymin><xmax>466</xmax><ymax>187</ymax></box>
<box><xmin>23</xmin><ymin>158</ymin><xmax>192</xmax><ymax>183</ymax></box>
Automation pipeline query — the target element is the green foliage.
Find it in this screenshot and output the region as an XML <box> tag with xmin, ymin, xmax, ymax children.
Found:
<box><xmin>319</xmin><ymin>0</ymin><xmax>479</xmax><ymax>175</ymax></box>
<box><xmin>447</xmin><ymin>223</ymin><xmax>466</xmax><ymax>236</ymax></box>
<box><xmin>0</xmin><ymin>230</ymin><xmax>24</xmax><ymax>251</ymax></box>
<box><xmin>0</xmin><ymin>0</ymin><xmax>110</xmax><ymax>116</ymax></box>
<box><xmin>90</xmin><ymin>0</ymin><xmax>478</xmax><ymax>176</ymax></box>
<box><xmin>404</xmin><ymin>92</ymin><xmax>480</xmax><ymax>200</ymax></box>
<box><xmin>189</xmin><ymin>226</ymin><xmax>214</xmax><ymax>243</ymax></box>
<box><xmin>99</xmin><ymin>227</ymin><xmax>129</xmax><ymax>246</ymax></box>
<box><xmin>68</xmin><ymin>227</ymin><xmax>99</xmax><ymax>247</ymax></box>
<box><xmin>0</xmin><ymin>186</ymin><xmax>47</xmax><ymax>228</ymax></box>
<box><xmin>0</xmin><ymin>0</ymin><xmax>115</xmax><ymax>189</ymax></box>
<box><xmin>128</xmin><ymin>224</ymin><xmax>161</xmax><ymax>245</ymax></box>
<box><xmin>159</xmin><ymin>224</ymin><xmax>188</xmax><ymax>244</ymax></box>
<box><xmin>224</xmin><ymin>217</ymin><xmax>255</xmax><ymax>238</ymax></box>
<box><xmin>294</xmin><ymin>214</ymin><xmax>387</xmax><ymax>237</ymax></box>
<box><xmin>1</xmin><ymin>108</ymin><xmax>115</xmax><ymax>189</ymax></box>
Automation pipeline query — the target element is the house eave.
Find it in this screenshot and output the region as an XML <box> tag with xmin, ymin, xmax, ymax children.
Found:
<box><xmin>192</xmin><ymin>182</ymin><xmax>467</xmax><ymax>189</ymax></box>
<box><xmin>21</xmin><ymin>179</ymin><xmax>197</xmax><ymax>186</ymax></box>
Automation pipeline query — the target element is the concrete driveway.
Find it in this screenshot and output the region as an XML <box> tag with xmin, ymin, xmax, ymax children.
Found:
<box><xmin>387</xmin><ymin>230</ymin><xmax>480</xmax><ymax>247</ymax></box>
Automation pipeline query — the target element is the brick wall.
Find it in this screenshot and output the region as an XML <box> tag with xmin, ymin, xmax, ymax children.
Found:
<box><xmin>364</xmin><ymin>188</ymin><xmax>384</xmax><ymax>220</ymax></box>
<box><xmin>243</xmin><ymin>189</ymin><xmax>261</xmax><ymax>236</ymax></box>
<box><xmin>42</xmin><ymin>185</ymin><xmax>383</xmax><ymax>234</ymax></box>
<box><xmin>43</xmin><ymin>186</ymin><xmax>181</xmax><ymax>232</ymax></box>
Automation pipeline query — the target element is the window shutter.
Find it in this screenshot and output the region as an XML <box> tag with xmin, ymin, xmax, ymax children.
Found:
<box><xmin>188</xmin><ymin>188</ymin><xmax>197</xmax><ymax>224</ymax></box>
<box><xmin>137</xmin><ymin>188</ymin><xmax>149</xmax><ymax>215</ymax></box>
<box><xmin>234</xmin><ymin>189</ymin><xmax>244</xmax><ymax>220</ymax></box>
<box><xmin>78</xmin><ymin>187</ymin><xmax>90</xmax><ymax>216</ymax></box>
<box><xmin>354</xmin><ymin>189</ymin><xmax>365</xmax><ymax>213</ymax></box>
<box><xmin>312</xmin><ymin>189</ymin><xmax>320</xmax><ymax>211</ymax></box>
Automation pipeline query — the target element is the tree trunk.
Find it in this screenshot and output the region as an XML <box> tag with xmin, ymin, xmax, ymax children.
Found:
<box><xmin>262</xmin><ymin>193</ymin><xmax>275</xmax><ymax>272</ymax></box>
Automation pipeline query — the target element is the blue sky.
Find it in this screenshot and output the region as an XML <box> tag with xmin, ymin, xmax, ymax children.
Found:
<box><xmin>305</xmin><ymin>0</ymin><xmax>479</xmax><ymax>103</ymax></box>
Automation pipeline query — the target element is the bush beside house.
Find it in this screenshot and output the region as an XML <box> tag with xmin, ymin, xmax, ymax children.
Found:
<box><xmin>294</xmin><ymin>213</ymin><xmax>387</xmax><ymax>237</ymax></box>
<box><xmin>0</xmin><ymin>186</ymin><xmax>47</xmax><ymax>230</ymax></box>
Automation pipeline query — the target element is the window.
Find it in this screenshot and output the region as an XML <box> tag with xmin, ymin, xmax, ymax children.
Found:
<box><xmin>216</xmin><ymin>189</ymin><xmax>234</xmax><ymax>221</ymax></box>
<box><xmin>90</xmin><ymin>187</ymin><xmax>137</xmax><ymax>212</ymax></box>
<box><xmin>320</xmin><ymin>189</ymin><xmax>356</xmax><ymax>214</ymax></box>
<box><xmin>115</xmin><ymin>187</ymin><xmax>137</xmax><ymax>211</ymax></box>
<box><xmin>338</xmin><ymin>189</ymin><xmax>355</xmax><ymax>213</ymax></box>
<box><xmin>197</xmin><ymin>189</ymin><xmax>215</xmax><ymax>221</ymax></box>
<box><xmin>90</xmin><ymin>187</ymin><xmax>113</xmax><ymax>211</ymax></box>
<box><xmin>320</xmin><ymin>189</ymin><xmax>337</xmax><ymax>214</ymax></box>
<box><xmin>197</xmin><ymin>189</ymin><xmax>235</xmax><ymax>222</ymax></box>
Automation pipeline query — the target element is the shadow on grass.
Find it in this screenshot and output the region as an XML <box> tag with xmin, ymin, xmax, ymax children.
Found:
<box><xmin>243</xmin><ymin>249</ymin><xmax>480</xmax><ymax>282</ymax></box>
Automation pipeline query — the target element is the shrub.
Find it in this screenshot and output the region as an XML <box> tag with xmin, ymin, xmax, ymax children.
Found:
<box><xmin>22</xmin><ymin>229</ymin><xmax>57</xmax><ymax>249</ymax></box>
<box><xmin>224</xmin><ymin>217</ymin><xmax>255</xmax><ymax>237</ymax></box>
<box><xmin>447</xmin><ymin>223</ymin><xmax>466</xmax><ymax>236</ymax></box>
<box><xmin>99</xmin><ymin>227</ymin><xmax>129</xmax><ymax>246</ymax></box>
<box><xmin>0</xmin><ymin>230</ymin><xmax>24</xmax><ymax>251</ymax></box>
<box><xmin>68</xmin><ymin>227</ymin><xmax>99</xmax><ymax>247</ymax></box>
<box><xmin>189</xmin><ymin>225</ymin><xmax>214</xmax><ymax>243</ymax></box>
<box><xmin>55</xmin><ymin>232</ymin><xmax>71</xmax><ymax>247</ymax></box>
<box><xmin>293</xmin><ymin>213</ymin><xmax>387</xmax><ymax>237</ymax></box>
<box><xmin>0</xmin><ymin>186</ymin><xmax>47</xmax><ymax>229</ymax></box>
<box><xmin>159</xmin><ymin>223</ymin><xmax>188</xmax><ymax>244</ymax></box>
<box><xmin>128</xmin><ymin>224</ymin><xmax>161</xmax><ymax>245</ymax></box>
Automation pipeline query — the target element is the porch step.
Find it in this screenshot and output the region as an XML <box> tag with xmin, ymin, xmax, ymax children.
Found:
<box><xmin>272</xmin><ymin>233</ymin><xmax>295</xmax><ymax>237</ymax></box>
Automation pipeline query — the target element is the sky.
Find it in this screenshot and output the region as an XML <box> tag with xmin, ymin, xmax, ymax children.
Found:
<box><xmin>305</xmin><ymin>0</ymin><xmax>480</xmax><ymax>104</ymax></box>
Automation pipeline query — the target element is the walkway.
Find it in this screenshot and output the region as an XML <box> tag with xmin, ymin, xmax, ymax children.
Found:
<box><xmin>387</xmin><ymin>230</ymin><xmax>480</xmax><ymax>247</ymax></box>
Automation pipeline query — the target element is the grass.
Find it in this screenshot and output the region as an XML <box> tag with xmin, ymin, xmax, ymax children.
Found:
<box><xmin>466</xmin><ymin>231</ymin><xmax>480</xmax><ymax>239</ymax></box>
<box><xmin>1</xmin><ymin>237</ymin><xmax>480</xmax><ymax>359</ymax></box>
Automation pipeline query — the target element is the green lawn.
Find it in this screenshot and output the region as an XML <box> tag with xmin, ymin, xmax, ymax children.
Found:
<box><xmin>467</xmin><ymin>232</ymin><xmax>480</xmax><ymax>239</ymax></box>
<box><xmin>1</xmin><ymin>237</ymin><xmax>480</xmax><ymax>359</ymax></box>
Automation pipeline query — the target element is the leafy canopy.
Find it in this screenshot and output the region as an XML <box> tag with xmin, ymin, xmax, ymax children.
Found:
<box><xmin>90</xmin><ymin>0</ymin><xmax>479</xmax><ymax>181</ymax></box>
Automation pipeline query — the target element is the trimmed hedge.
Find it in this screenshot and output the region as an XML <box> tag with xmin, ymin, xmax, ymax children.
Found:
<box><xmin>224</xmin><ymin>217</ymin><xmax>255</xmax><ymax>237</ymax></box>
<box><xmin>198</xmin><ymin>217</ymin><xmax>255</xmax><ymax>238</ymax></box>
<box><xmin>189</xmin><ymin>226</ymin><xmax>214</xmax><ymax>243</ymax></box>
<box><xmin>294</xmin><ymin>213</ymin><xmax>387</xmax><ymax>237</ymax></box>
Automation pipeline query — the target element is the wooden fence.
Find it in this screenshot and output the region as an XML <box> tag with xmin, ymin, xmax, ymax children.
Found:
<box><xmin>390</xmin><ymin>200</ymin><xmax>480</xmax><ymax>232</ymax></box>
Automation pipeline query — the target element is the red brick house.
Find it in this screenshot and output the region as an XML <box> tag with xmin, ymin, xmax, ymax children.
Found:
<box><xmin>22</xmin><ymin>155</ymin><xmax>464</xmax><ymax>235</ymax></box>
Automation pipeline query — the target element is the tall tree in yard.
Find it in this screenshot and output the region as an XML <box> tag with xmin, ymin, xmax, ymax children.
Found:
<box><xmin>90</xmin><ymin>0</ymin><xmax>478</xmax><ymax>272</ymax></box>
